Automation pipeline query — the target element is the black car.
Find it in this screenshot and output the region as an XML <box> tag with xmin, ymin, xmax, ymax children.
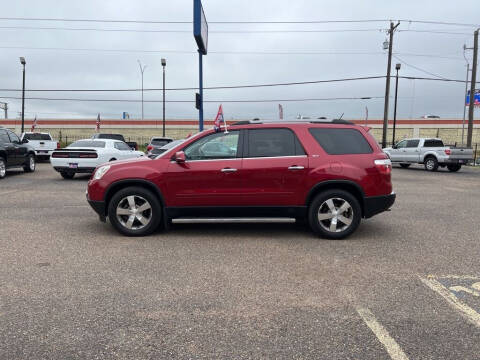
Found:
<box><xmin>0</xmin><ymin>127</ymin><xmax>36</xmax><ymax>179</ymax></box>
<box><xmin>147</xmin><ymin>139</ymin><xmax>184</xmax><ymax>159</ymax></box>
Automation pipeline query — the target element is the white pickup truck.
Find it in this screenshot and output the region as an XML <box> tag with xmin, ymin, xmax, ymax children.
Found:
<box><xmin>383</xmin><ymin>138</ymin><xmax>473</xmax><ymax>172</ymax></box>
<box><xmin>20</xmin><ymin>132</ymin><xmax>58</xmax><ymax>159</ymax></box>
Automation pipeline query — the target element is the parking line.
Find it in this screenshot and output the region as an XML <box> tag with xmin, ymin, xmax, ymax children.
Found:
<box><xmin>419</xmin><ymin>276</ymin><xmax>480</xmax><ymax>328</ymax></box>
<box><xmin>356</xmin><ymin>307</ymin><xmax>409</xmax><ymax>360</ymax></box>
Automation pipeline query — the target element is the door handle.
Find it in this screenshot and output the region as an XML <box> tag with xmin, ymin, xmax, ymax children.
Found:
<box><xmin>221</xmin><ymin>168</ymin><xmax>237</xmax><ymax>173</ymax></box>
<box><xmin>288</xmin><ymin>165</ymin><xmax>305</xmax><ymax>170</ymax></box>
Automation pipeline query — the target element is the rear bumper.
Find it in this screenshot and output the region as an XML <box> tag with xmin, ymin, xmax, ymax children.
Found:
<box><xmin>363</xmin><ymin>192</ymin><xmax>396</xmax><ymax>218</ymax></box>
<box><xmin>53</xmin><ymin>166</ymin><xmax>96</xmax><ymax>173</ymax></box>
<box><xmin>441</xmin><ymin>158</ymin><xmax>471</xmax><ymax>164</ymax></box>
<box><xmin>34</xmin><ymin>150</ymin><xmax>54</xmax><ymax>156</ymax></box>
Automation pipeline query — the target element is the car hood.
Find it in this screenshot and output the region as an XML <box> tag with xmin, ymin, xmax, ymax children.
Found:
<box><xmin>383</xmin><ymin>147</ymin><xmax>393</xmax><ymax>152</ymax></box>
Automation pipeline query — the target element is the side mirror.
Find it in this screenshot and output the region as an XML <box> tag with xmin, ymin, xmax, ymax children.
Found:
<box><xmin>22</xmin><ymin>138</ymin><xmax>29</xmax><ymax>144</ymax></box>
<box><xmin>392</xmin><ymin>144</ymin><xmax>397</xmax><ymax>149</ymax></box>
<box><xmin>175</xmin><ymin>151</ymin><xmax>186</xmax><ymax>163</ymax></box>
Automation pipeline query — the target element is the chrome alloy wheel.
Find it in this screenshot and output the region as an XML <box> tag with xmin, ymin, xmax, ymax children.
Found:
<box><xmin>317</xmin><ymin>197</ymin><xmax>353</xmax><ymax>233</ymax></box>
<box><xmin>0</xmin><ymin>159</ymin><xmax>5</xmax><ymax>178</ymax></box>
<box><xmin>29</xmin><ymin>156</ymin><xmax>35</xmax><ymax>171</ymax></box>
<box><xmin>116</xmin><ymin>195</ymin><xmax>152</xmax><ymax>230</ymax></box>
<box><xmin>425</xmin><ymin>159</ymin><xmax>435</xmax><ymax>170</ymax></box>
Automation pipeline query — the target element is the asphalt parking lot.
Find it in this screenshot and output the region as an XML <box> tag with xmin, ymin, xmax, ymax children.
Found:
<box><xmin>1</xmin><ymin>163</ymin><xmax>480</xmax><ymax>359</ymax></box>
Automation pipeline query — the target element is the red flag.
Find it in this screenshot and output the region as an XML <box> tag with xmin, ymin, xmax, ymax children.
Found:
<box><xmin>31</xmin><ymin>116</ymin><xmax>37</xmax><ymax>132</ymax></box>
<box><xmin>96</xmin><ymin>113</ymin><xmax>101</xmax><ymax>132</ymax></box>
<box><xmin>278</xmin><ymin>104</ymin><xmax>284</xmax><ymax>120</ymax></box>
<box><xmin>214</xmin><ymin>105</ymin><xmax>225</xmax><ymax>132</ymax></box>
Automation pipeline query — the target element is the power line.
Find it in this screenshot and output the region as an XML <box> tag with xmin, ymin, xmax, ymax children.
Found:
<box><xmin>393</xmin><ymin>54</ymin><xmax>449</xmax><ymax>79</ymax></box>
<box><xmin>399</xmin><ymin>29</ymin><xmax>472</xmax><ymax>36</ymax></box>
<box><xmin>0</xmin><ymin>76</ymin><xmax>387</xmax><ymax>92</ymax></box>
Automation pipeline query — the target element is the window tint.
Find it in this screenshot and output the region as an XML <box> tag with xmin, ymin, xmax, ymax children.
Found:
<box><xmin>7</xmin><ymin>131</ymin><xmax>20</xmax><ymax>143</ymax></box>
<box><xmin>0</xmin><ymin>130</ymin><xmax>10</xmax><ymax>144</ymax></box>
<box><xmin>309</xmin><ymin>128</ymin><xmax>372</xmax><ymax>155</ymax></box>
<box><xmin>395</xmin><ymin>140</ymin><xmax>407</xmax><ymax>149</ymax></box>
<box><xmin>23</xmin><ymin>133</ymin><xmax>52</xmax><ymax>141</ymax></box>
<box><xmin>247</xmin><ymin>128</ymin><xmax>303</xmax><ymax>157</ymax></box>
<box><xmin>184</xmin><ymin>131</ymin><xmax>239</xmax><ymax>160</ymax></box>
<box><xmin>406</xmin><ymin>140</ymin><xmax>420</xmax><ymax>148</ymax></box>
<box><xmin>423</xmin><ymin>139</ymin><xmax>444</xmax><ymax>147</ymax></box>
<box><xmin>114</xmin><ymin>142</ymin><xmax>132</xmax><ymax>151</ymax></box>
<box><xmin>96</xmin><ymin>134</ymin><xmax>124</xmax><ymax>141</ymax></box>
<box><xmin>69</xmin><ymin>140</ymin><xmax>106</xmax><ymax>148</ymax></box>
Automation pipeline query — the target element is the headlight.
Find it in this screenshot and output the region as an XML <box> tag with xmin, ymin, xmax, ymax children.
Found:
<box><xmin>93</xmin><ymin>165</ymin><xmax>111</xmax><ymax>180</ymax></box>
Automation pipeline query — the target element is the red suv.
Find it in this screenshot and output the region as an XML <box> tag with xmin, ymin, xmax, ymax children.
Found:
<box><xmin>87</xmin><ymin>120</ymin><xmax>395</xmax><ymax>239</ymax></box>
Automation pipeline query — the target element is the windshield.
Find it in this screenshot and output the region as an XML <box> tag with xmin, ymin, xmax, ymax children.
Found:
<box><xmin>24</xmin><ymin>133</ymin><xmax>52</xmax><ymax>141</ymax></box>
<box><xmin>69</xmin><ymin>140</ymin><xmax>106</xmax><ymax>148</ymax></box>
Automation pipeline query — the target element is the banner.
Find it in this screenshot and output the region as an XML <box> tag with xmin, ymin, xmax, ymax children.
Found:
<box><xmin>214</xmin><ymin>105</ymin><xmax>225</xmax><ymax>132</ymax></box>
<box><xmin>279</xmin><ymin>104</ymin><xmax>284</xmax><ymax>120</ymax></box>
<box><xmin>96</xmin><ymin>113</ymin><xmax>101</xmax><ymax>132</ymax></box>
<box><xmin>30</xmin><ymin>116</ymin><xmax>37</xmax><ymax>132</ymax></box>
<box><xmin>466</xmin><ymin>89</ymin><xmax>480</xmax><ymax>106</ymax></box>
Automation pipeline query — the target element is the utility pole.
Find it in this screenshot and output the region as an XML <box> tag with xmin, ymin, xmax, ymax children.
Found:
<box><xmin>161</xmin><ymin>58</ymin><xmax>166</xmax><ymax>137</ymax></box>
<box><xmin>0</xmin><ymin>102</ymin><xmax>7</xmax><ymax>119</ymax></box>
<box><xmin>467</xmin><ymin>29</ymin><xmax>478</xmax><ymax>148</ymax></box>
<box><xmin>137</xmin><ymin>60</ymin><xmax>147</xmax><ymax>121</ymax></box>
<box><xmin>382</xmin><ymin>21</ymin><xmax>400</xmax><ymax>148</ymax></box>
<box><xmin>20</xmin><ymin>57</ymin><xmax>26</xmax><ymax>133</ymax></box>
<box><xmin>462</xmin><ymin>45</ymin><xmax>470</xmax><ymax>144</ymax></box>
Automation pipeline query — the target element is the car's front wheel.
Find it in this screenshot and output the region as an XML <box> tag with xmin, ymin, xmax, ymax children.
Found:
<box><xmin>23</xmin><ymin>154</ymin><xmax>35</xmax><ymax>173</ymax></box>
<box><xmin>308</xmin><ymin>189</ymin><xmax>361</xmax><ymax>240</ymax></box>
<box><xmin>0</xmin><ymin>157</ymin><xmax>6</xmax><ymax>179</ymax></box>
<box><xmin>108</xmin><ymin>186</ymin><xmax>162</xmax><ymax>236</ymax></box>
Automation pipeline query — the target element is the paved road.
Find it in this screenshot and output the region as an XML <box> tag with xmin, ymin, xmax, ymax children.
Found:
<box><xmin>1</xmin><ymin>163</ymin><xmax>480</xmax><ymax>359</ymax></box>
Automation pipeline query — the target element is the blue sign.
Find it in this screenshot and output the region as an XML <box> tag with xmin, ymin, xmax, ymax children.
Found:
<box><xmin>194</xmin><ymin>0</ymin><xmax>208</xmax><ymax>55</ymax></box>
<box><xmin>466</xmin><ymin>89</ymin><xmax>480</xmax><ymax>106</ymax></box>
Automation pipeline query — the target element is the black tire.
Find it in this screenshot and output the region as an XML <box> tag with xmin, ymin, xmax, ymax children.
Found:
<box><xmin>108</xmin><ymin>186</ymin><xmax>162</xmax><ymax>236</ymax></box>
<box><xmin>23</xmin><ymin>154</ymin><xmax>36</xmax><ymax>173</ymax></box>
<box><xmin>424</xmin><ymin>156</ymin><xmax>438</xmax><ymax>172</ymax></box>
<box><xmin>0</xmin><ymin>157</ymin><xmax>6</xmax><ymax>179</ymax></box>
<box><xmin>447</xmin><ymin>164</ymin><xmax>462</xmax><ymax>172</ymax></box>
<box><xmin>109</xmin><ymin>158</ymin><xmax>117</xmax><ymax>162</ymax></box>
<box><xmin>399</xmin><ymin>163</ymin><xmax>411</xmax><ymax>168</ymax></box>
<box><xmin>308</xmin><ymin>189</ymin><xmax>361</xmax><ymax>240</ymax></box>
<box><xmin>60</xmin><ymin>171</ymin><xmax>75</xmax><ymax>179</ymax></box>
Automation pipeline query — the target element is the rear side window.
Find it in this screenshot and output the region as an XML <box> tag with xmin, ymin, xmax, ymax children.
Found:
<box><xmin>247</xmin><ymin>128</ymin><xmax>305</xmax><ymax>157</ymax></box>
<box><xmin>309</xmin><ymin>128</ymin><xmax>372</xmax><ymax>155</ymax></box>
<box><xmin>24</xmin><ymin>133</ymin><xmax>52</xmax><ymax>141</ymax></box>
<box><xmin>97</xmin><ymin>134</ymin><xmax>124</xmax><ymax>141</ymax></box>
<box><xmin>406</xmin><ymin>140</ymin><xmax>420</xmax><ymax>148</ymax></box>
<box><xmin>69</xmin><ymin>140</ymin><xmax>106</xmax><ymax>148</ymax></box>
<box><xmin>423</xmin><ymin>139</ymin><xmax>444</xmax><ymax>147</ymax></box>
<box><xmin>0</xmin><ymin>130</ymin><xmax>10</xmax><ymax>144</ymax></box>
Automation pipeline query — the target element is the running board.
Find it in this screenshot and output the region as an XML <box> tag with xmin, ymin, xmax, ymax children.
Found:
<box><xmin>172</xmin><ymin>217</ymin><xmax>296</xmax><ymax>224</ymax></box>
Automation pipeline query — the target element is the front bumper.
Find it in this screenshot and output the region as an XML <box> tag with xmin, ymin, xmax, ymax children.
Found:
<box><xmin>87</xmin><ymin>195</ymin><xmax>107</xmax><ymax>222</ymax></box>
<box><xmin>363</xmin><ymin>192</ymin><xmax>396</xmax><ymax>218</ymax></box>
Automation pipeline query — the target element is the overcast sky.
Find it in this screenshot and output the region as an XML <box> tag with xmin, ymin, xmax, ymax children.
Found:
<box><xmin>1</xmin><ymin>0</ymin><xmax>479</xmax><ymax>120</ymax></box>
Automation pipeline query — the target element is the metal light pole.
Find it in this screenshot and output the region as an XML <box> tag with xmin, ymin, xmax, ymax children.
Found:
<box><xmin>161</xmin><ymin>58</ymin><xmax>166</xmax><ymax>137</ymax></box>
<box><xmin>392</xmin><ymin>63</ymin><xmax>401</xmax><ymax>145</ymax></box>
<box><xmin>462</xmin><ymin>45</ymin><xmax>470</xmax><ymax>145</ymax></box>
<box><xmin>467</xmin><ymin>29</ymin><xmax>478</xmax><ymax>148</ymax></box>
<box><xmin>0</xmin><ymin>102</ymin><xmax>7</xmax><ymax>119</ymax></box>
<box><xmin>137</xmin><ymin>60</ymin><xmax>147</xmax><ymax>121</ymax></box>
<box><xmin>20</xmin><ymin>57</ymin><xmax>26</xmax><ymax>133</ymax></box>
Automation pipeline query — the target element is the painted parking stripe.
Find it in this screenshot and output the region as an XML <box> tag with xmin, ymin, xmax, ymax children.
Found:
<box><xmin>419</xmin><ymin>276</ymin><xmax>480</xmax><ymax>328</ymax></box>
<box><xmin>356</xmin><ymin>307</ymin><xmax>409</xmax><ymax>360</ymax></box>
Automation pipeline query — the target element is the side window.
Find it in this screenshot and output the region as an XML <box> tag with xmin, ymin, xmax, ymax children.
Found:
<box><xmin>423</xmin><ymin>140</ymin><xmax>444</xmax><ymax>147</ymax></box>
<box><xmin>309</xmin><ymin>128</ymin><xmax>373</xmax><ymax>155</ymax></box>
<box><xmin>406</xmin><ymin>140</ymin><xmax>420</xmax><ymax>148</ymax></box>
<box><xmin>7</xmin><ymin>131</ymin><xmax>20</xmax><ymax>143</ymax></box>
<box><xmin>183</xmin><ymin>131</ymin><xmax>239</xmax><ymax>160</ymax></box>
<box><xmin>0</xmin><ymin>130</ymin><xmax>10</xmax><ymax>144</ymax></box>
<box><xmin>247</xmin><ymin>128</ymin><xmax>302</xmax><ymax>157</ymax></box>
<box><xmin>115</xmin><ymin>142</ymin><xmax>131</xmax><ymax>151</ymax></box>
<box><xmin>396</xmin><ymin>140</ymin><xmax>407</xmax><ymax>149</ymax></box>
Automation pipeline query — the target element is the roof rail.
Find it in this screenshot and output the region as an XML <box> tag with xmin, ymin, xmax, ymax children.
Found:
<box><xmin>231</xmin><ymin>119</ymin><xmax>355</xmax><ymax>126</ymax></box>
<box><xmin>310</xmin><ymin>119</ymin><xmax>354</xmax><ymax>125</ymax></box>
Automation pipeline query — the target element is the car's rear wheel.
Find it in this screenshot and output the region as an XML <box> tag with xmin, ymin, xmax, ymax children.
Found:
<box><xmin>424</xmin><ymin>156</ymin><xmax>438</xmax><ymax>172</ymax></box>
<box><xmin>447</xmin><ymin>164</ymin><xmax>461</xmax><ymax>172</ymax></box>
<box><xmin>60</xmin><ymin>171</ymin><xmax>75</xmax><ymax>179</ymax></box>
<box><xmin>23</xmin><ymin>154</ymin><xmax>35</xmax><ymax>173</ymax></box>
<box><xmin>108</xmin><ymin>186</ymin><xmax>162</xmax><ymax>236</ymax></box>
<box><xmin>0</xmin><ymin>157</ymin><xmax>6</xmax><ymax>179</ymax></box>
<box><xmin>399</xmin><ymin>163</ymin><xmax>411</xmax><ymax>168</ymax></box>
<box><xmin>308</xmin><ymin>189</ymin><xmax>361</xmax><ymax>240</ymax></box>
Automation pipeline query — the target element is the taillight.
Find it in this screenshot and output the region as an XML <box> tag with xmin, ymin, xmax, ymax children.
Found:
<box><xmin>445</xmin><ymin>148</ymin><xmax>451</xmax><ymax>155</ymax></box>
<box><xmin>52</xmin><ymin>153</ymin><xmax>68</xmax><ymax>158</ymax></box>
<box><xmin>147</xmin><ymin>145</ymin><xmax>153</xmax><ymax>151</ymax></box>
<box><xmin>374</xmin><ymin>159</ymin><xmax>392</xmax><ymax>175</ymax></box>
<box><xmin>79</xmin><ymin>154</ymin><xmax>97</xmax><ymax>158</ymax></box>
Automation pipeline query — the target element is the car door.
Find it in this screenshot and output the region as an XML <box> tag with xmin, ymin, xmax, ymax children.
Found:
<box><xmin>164</xmin><ymin>130</ymin><xmax>243</xmax><ymax>207</ymax></box>
<box><xmin>114</xmin><ymin>141</ymin><xmax>134</xmax><ymax>159</ymax></box>
<box><xmin>6</xmin><ymin>130</ymin><xmax>25</xmax><ymax>165</ymax></box>
<box><xmin>390</xmin><ymin>140</ymin><xmax>407</xmax><ymax>162</ymax></box>
<box><xmin>405</xmin><ymin>139</ymin><xmax>420</xmax><ymax>162</ymax></box>
<box><xmin>0</xmin><ymin>129</ymin><xmax>17</xmax><ymax>166</ymax></box>
<box><xmin>241</xmin><ymin>128</ymin><xmax>308</xmax><ymax>206</ymax></box>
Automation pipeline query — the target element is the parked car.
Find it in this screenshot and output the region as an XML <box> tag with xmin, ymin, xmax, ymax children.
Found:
<box><xmin>147</xmin><ymin>139</ymin><xmax>185</xmax><ymax>159</ymax></box>
<box><xmin>145</xmin><ymin>137</ymin><xmax>173</xmax><ymax>157</ymax></box>
<box><xmin>383</xmin><ymin>138</ymin><xmax>473</xmax><ymax>172</ymax></box>
<box><xmin>20</xmin><ymin>132</ymin><xmax>59</xmax><ymax>160</ymax></box>
<box><xmin>51</xmin><ymin>139</ymin><xmax>145</xmax><ymax>179</ymax></box>
<box><xmin>0</xmin><ymin>127</ymin><xmax>36</xmax><ymax>179</ymax></box>
<box><xmin>86</xmin><ymin>120</ymin><xmax>395</xmax><ymax>239</ymax></box>
<box><xmin>91</xmin><ymin>133</ymin><xmax>138</xmax><ymax>150</ymax></box>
